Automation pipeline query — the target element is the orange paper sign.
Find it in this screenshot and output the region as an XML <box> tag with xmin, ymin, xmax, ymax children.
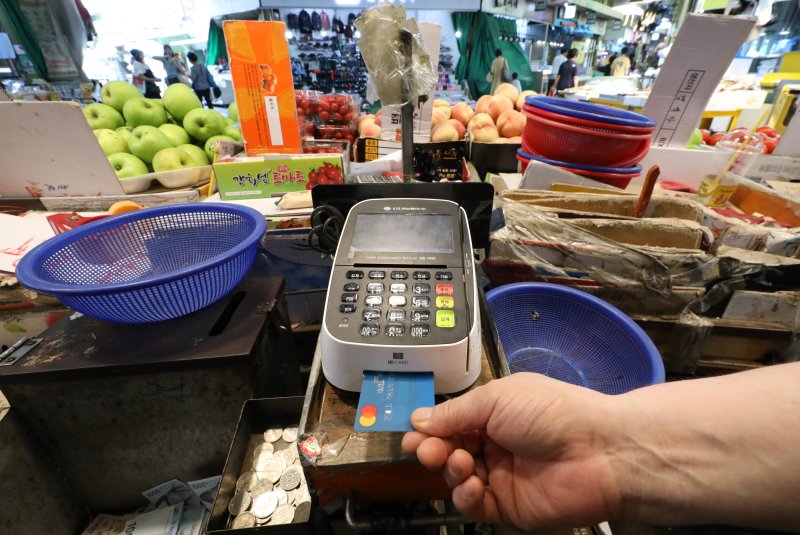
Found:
<box><xmin>223</xmin><ymin>21</ymin><xmax>302</xmax><ymax>155</ymax></box>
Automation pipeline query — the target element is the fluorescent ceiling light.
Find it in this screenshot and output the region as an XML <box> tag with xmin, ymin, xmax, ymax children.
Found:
<box><xmin>335</xmin><ymin>0</ymin><xmax>361</xmax><ymax>5</ymax></box>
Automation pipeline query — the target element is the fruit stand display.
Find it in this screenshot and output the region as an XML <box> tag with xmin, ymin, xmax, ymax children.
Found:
<box><xmin>82</xmin><ymin>81</ymin><xmax>243</xmax><ymax>192</ymax></box>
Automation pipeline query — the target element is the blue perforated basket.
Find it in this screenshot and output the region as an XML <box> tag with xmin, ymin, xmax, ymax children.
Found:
<box><xmin>486</xmin><ymin>283</ymin><xmax>664</xmax><ymax>394</ymax></box>
<box><xmin>525</xmin><ymin>96</ymin><xmax>656</xmax><ymax>128</ymax></box>
<box><xmin>16</xmin><ymin>203</ymin><xmax>266</xmax><ymax>324</ymax></box>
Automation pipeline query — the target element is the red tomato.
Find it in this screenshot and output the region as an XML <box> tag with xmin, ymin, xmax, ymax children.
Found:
<box><xmin>297</xmin><ymin>108</ymin><xmax>305</xmax><ymax>116</ymax></box>
<box><xmin>339</xmin><ymin>104</ymin><xmax>349</xmax><ymax>115</ymax></box>
<box><xmin>329</xmin><ymin>167</ymin><xmax>342</xmax><ymax>181</ymax></box>
<box><xmin>756</xmin><ymin>126</ymin><xmax>779</xmax><ymax>139</ymax></box>
<box><xmin>319</xmin><ymin>111</ymin><xmax>329</xmax><ymax>121</ymax></box>
<box><xmin>324</xmin><ymin>162</ymin><xmax>334</xmax><ymax>169</ymax></box>
<box><xmin>763</xmin><ymin>137</ymin><xmax>779</xmax><ymax>154</ymax></box>
<box><xmin>706</xmin><ymin>133</ymin><xmax>725</xmax><ymax>146</ymax></box>
<box><xmin>306</xmin><ymin>181</ymin><xmax>315</xmax><ymax>190</ymax></box>
<box><xmin>700</xmin><ymin>129</ymin><xmax>710</xmax><ymax>143</ymax></box>
<box><xmin>318</xmin><ymin>101</ymin><xmax>330</xmax><ymax>113</ymax></box>
<box><xmin>317</xmin><ymin>170</ymin><xmax>328</xmax><ymax>181</ymax></box>
<box><xmin>309</xmin><ymin>171</ymin><xmax>318</xmax><ymax>182</ymax></box>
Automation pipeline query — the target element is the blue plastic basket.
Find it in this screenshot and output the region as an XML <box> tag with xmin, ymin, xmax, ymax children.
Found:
<box><xmin>525</xmin><ymin>96</ymin><xmax>656</xmax><ymax>128</ymax></box>
<box><xmin>486</xmin><ymin>283</ymin><xmax>664</xmax><ymax>394</ymax></box>
<box><xmin>517</xmin><ymin>149</ymin><xmax>642</xmax><ymax>174</ymax></box>
<box><xmin>16</xmin><ymin>203</ymin><xmax>266</xmax><ymax>323</ymax></box>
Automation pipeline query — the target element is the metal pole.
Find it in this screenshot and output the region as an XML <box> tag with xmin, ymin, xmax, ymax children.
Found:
<box><xmin>400</xmin><ymin>30</ymin><xmax>414</xmax><ymax>183</ymax></box>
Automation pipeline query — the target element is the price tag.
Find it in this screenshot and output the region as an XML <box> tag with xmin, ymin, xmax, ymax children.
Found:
<box><xmin>642</xmin><ymin>14</ymin><xmax>755</xmax><ymax>148</ymax></box>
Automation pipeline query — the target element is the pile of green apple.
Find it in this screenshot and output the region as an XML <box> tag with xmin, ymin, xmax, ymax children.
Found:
<box><xmin>84</xmin><ymin>80</ymin><xmax>242</xmax><ymax>181</ymax></box>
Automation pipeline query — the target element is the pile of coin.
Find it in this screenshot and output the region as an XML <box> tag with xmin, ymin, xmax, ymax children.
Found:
<box><xmin>228</xmin><ymin>425</ymin><xmax>312</xmax><ymax>529</ymax></box>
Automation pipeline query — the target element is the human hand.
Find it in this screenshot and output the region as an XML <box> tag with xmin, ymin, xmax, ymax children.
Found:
<box><xmin>402</xmin><ymin>373</ymin><xmax>622</xmax><ymax>531</ymax></box>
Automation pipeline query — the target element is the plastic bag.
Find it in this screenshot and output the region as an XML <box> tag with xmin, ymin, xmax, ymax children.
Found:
<box><xmin>354</xmin><ymin>4</ymin><xmax>437</xmax><ymax>106</ymax></box>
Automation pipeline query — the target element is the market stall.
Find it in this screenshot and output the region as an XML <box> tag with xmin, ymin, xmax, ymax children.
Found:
<box><xmin>2</xmin><ymin>4</ymin><xmax>800</xmax><ymax>535</ymax></box>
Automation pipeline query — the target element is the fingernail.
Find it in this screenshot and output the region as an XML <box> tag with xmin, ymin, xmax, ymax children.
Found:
<box><xmin>458</xmin><ymin>483</ymin><xmax>474</xmax><ymax>501</ymax></box>
<box><xmin>411</xmin><ymin>407</ymin><xmax>432</xmax><ymax>425</ymax></box>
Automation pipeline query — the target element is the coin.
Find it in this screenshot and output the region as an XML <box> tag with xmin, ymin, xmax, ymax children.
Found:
<box><xmin>262</xmin><ymin>460</ymin><xmax>284</xmax><ymax>483</ymax></box>
<box><xmin>280</xmin><ymin>467</ymin><xmax>302</xmax><ymax>490</ymax></box>
<box><xmin>250</xmin><ymin>478</ymin><xmax>274</xmax><ymax>496</ymax></box>
<box><xmin>285</xmin><ymin>488</ymin><xmax>297</xmax><ymax>505</ymax></box>
<box><xmin>294</xmin><ymin>500</ymin><xmax>312</xmax><ymax>523</ymax></box>
<box><xmin>254</xmin><ymin>442</ymin><xmax>274</xmax><ymax>457</ymax></box>
<box><xmin>236</xmin><ymin>471</ymin><xmax>259</xmax><ymax>493</ymax></box>
<box><xmin>251</xmin><ymin>491</ymin><xmax>278</xmax><ymax>519</ymax></box>
<box><xmin>282</xmin><ymin>425</ymin><xmax>299</xmax><ymax>443</ymax></box>
<box><xmin>253</xmin><ymin>450</ymin><xmax>274</xmax><ymax>471</ymax></box>
<box><xmin>269</xmin><ymin>503</ymin><xmax>295</xmax><ymax>525</ymax></box>
<box><xmin>274</xmin><ymin>445</ymin><xmax>296</xmax><ymax>464</ymax></box>
<box><xmin>231</xmin><ymin>511</ymin><xmax>256</xmax><ymax>528</ymax></box>
<box><xmin>263</xmin><ymin>427</ymin><xmax>283</xmax><ymax>443</ymax></box>
<box><xmin>273</xmin><ymin>486</ymin><xmax>288</xmax><ymax>505</ymax></box>
<box><xmin>228</xmin><ymin>491</ymin><xmax>251</xmax><ymax>516</ymax></box>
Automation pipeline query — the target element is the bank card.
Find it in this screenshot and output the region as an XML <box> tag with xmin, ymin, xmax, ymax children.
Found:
<box><xmin>354</xmin><ymin>371</ymin><xmax>434</xmax><ymax>432</ymax></box>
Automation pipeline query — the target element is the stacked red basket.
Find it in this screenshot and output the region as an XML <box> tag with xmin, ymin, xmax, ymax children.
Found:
<box><xmin>519</xmin><ymin>96</ymin><xmax>656</xmax><ymax>189</ymax></box>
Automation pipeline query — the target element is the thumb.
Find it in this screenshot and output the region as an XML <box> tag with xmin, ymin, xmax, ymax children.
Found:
<box><xmin>411</xmin><ymin>382</ymin><xmax>498</xmax><ymax>437</ymax></box>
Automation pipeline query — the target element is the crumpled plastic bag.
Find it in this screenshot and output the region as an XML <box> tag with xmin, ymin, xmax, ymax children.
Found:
<box><xmin>354</xmin><ymin>4</ymin><xmax>437</xmax><ymax>106</ymax></box>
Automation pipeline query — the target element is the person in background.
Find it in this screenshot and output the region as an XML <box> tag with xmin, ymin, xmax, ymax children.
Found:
<box><xmin>153</xmin><ymin>45</ymin><xmax>186</xmax><ymax>86</ymax></box>
<box><xmin>550</xmin><ymin>48</ymin><xmax>579</xmax><ymax>96</ymax></box>
<box><xmin>130</xmin><ymin>49</ymin><xmax>161</xmax><ymax>99</ymax></box>
<box><xmin>488</xmin><ymin>49</ymin><xmax>510</xmax><ymax>95</ymax></box>
<box><xmin>510</xmin><ymin>72</ymin><xmax>522</xmax><ymax>92</ymax></box>
<box><xmin>187</xmin><ymin>51</ymin><xmax>218</xmax><ymax>109</ymax></box>
<box><xmin>611</xmin><ymin>48</ymin><xmax>631</xmax><ymax>76</ymax></box>
<box><xmin>403</xmin><ymin>362</ymin><xmax>800</xmax><ymax>532</ymax></box>
<box><xmin>604</xmin><ymin>53</ymin><xmax>618</xmax><ymax>76</ymax></box>
<box><xmin>550</xmin><ymin>47</ymin><xmax>568</xmax><ymax>90</ymax></box>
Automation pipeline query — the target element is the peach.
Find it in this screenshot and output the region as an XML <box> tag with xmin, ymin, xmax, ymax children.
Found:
<box><xmin>467</xmin><ymin>112</ymin><xmax>494</xmax><ymax>132</ymax></box>
<box><xmin>375</xmin><ymin>109</ymin><xmax>382</xmax><ymax>126</ymax></box>
<box><xmin>475</xmin><ymin>95</ymin><xmax>492</xmax><ymax>114</ymax></box>
<box><xmin>445</xmin><ymin>119</ymin><xmax>466</xmax><ymax>139</ymax></box>
<box><xmin>471</xmin><ymin>124</ymin><xmax>500</xmax><ymax>143</ymax></box>
<box><xmin>487</xmin><ymin>95</ymin><xmax>514</xmax><ymax>123</ymax></box>
<box><xmin>358</xmin><ymin>117</ymin><xmax>376</xmax><ymax>135</ymax></box>
<box><xmin>360</xmin><ymin>122</ymin><xmax>382</xmax><ymax>138</ymax></box>
<box><xmin>358</xmin><ymin>113</ymin><xmax>375</xmax><ymax>126</ymax></box>
<box><xmin>491</xmin><ymin>138</ymin><xmax>509</xmax><ymax>143</ymax></box>
<box><xmin>507</xmin><ymin>135</ymin><xmax>522</xmax><ymax>144</ymax></box>
<box><xmin>432</xmin><ymin>107</ymin><xmax>449</xmax><ymax>129</ymax></box>
<box><xmin>494</xmin><ymin>83</ymin><xmax>520</xmax><ymax>104</ymax></box>
<box><xmin>431</xmin><ymin>122</ymin><xmax>460</xmax><ymax>143</ymax></box>
<box><xmin>516</xmin><ymin>90</ymin><xmax>537</xmax><ymax>111</ymax></box>
<box><xmin>433</xmin><ymin>99</ymin><xmax>451</xmax><ymax>109</ymax></box>
<box><xmin>450</xmin><ymin>102</ymin><xmax>474</xmax><ymax>127</ymax></box>
<box><xmin>496</xmin><ymin>109</ymin><xmax>526</xmax><ymax>138</ymax></box>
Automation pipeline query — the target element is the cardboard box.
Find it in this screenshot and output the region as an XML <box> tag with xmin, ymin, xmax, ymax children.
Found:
<box><xmin>213</xmin><ymin>154</ymin><xmax>345</xmax><ymax>200</ymax></box>
<box><xmin>223</xmin><ymin>21</ymin><xmax>302</xmax><ymax>156</ymax></box>
<box><xmin>469</xmin><ymin>140</ymin><xmax>522</xmax><ymax>181</ymax></box>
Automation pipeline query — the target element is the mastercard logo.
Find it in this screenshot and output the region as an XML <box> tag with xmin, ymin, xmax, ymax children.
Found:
<box><xmin>358</xmin><ymin>404</ymin><xmax>377</xmax><ymax>427</ymax></box>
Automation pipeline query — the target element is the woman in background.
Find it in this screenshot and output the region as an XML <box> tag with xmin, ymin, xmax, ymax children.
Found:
<box><xmin>154</xmin><ymin>45</ymin><xmax>187</xmax><ymax>86</ymax></box>
<box><xmin>130</xmin><ymin>49</ymin><xmax>161</xmax><ymax>98</ymax></box>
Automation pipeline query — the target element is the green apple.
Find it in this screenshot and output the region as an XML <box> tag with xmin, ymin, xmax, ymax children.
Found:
<box><xmin>162</xmin><ymin>83</ymin><xmax>202</xmax><ymax>122</ymax></box>
<box><xmin>128</xmin><ymin>126</ymin><xmax>173</xmax><ymax>163</ymax></box>
<box><xmin>152</xmin><ymin>147</ymin><xmax>195</xmax><ymax>172</ymax></box>
<box><xmin>108</xmin><ymin>152</ymin><xmax>148</xmax><ymax>178</ymax></box>
<box><xmin>177</xmin><ymin>143</ymin><xmax>210</xmax><ymax>166</ymax></box>
<box><xmin>224</xmin><ymin>117</ymin><xmax>234</xmax><ymax>127</ymax></box>
<box><xmin>101</xmin><ymin>80</ymin><xmax>143</xmax><ymax>113</ymax></box>
<box><xmin>223</xmin><ymin>125</ymin><xmax>243</xmax><ymax>142</ymax></box>
<box><xmin>688</xmin><ymin>128</ymin><xmax>703</xmax><ymax>148</ymax></box>
<box><xmin>228</xmin><ymin>101</ymin><xmax>239</xmax><ymax>123</ymax></box>
<box><xmin>83</xmin><ymin>103</ymin><xmax>124</xmax><ymax>130</ymax></box>
<box><xmin>204</xmin><ymin>135</ymin><xmax>236</xmax><ymax>162</ymax></box>
<box><xmin>183</xmin><ymin>108</ymin><xmax>224</xmax><ymax>142</ymax></box>
<box><xmin>94</xmin><ymin>128</ymin><xmax>128</xmax><ymax>156</ymax></box>
<box><xmin>123</xmin><ymin>98</ymin><xmax>167</xmax><ymax>127</ymax></box>
<box><xmin>159</xmin><ymin>123</ymin><xmax>190</xmax><ymax>146</ymax></box>
<box><xmin>116</xmin><ymin>126</ymin><xmax>134</xmax><ymax>145</ymax></box>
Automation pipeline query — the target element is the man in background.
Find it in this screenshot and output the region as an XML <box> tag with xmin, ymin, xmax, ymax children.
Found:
<box><xmin>611</xmin><ymin>48</ymin><xmax>631</xmax><ymax>76</ymax></box>
<box><xmin>550</xmin><ymin>48</ymin><xmax>579</xmax><ymax>96</ymax></box>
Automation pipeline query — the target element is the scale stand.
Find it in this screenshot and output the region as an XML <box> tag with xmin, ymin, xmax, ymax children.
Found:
<box><xmin>400</xmin><ymin>29</ymin><xmax>414</xmax><ymax>183</ymax></box>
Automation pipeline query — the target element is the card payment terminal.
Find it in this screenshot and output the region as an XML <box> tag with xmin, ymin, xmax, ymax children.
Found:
<box><xmin>320</xmin><ymin>198</ymin><xmax>481</xmax><ymax>394</ymax></box>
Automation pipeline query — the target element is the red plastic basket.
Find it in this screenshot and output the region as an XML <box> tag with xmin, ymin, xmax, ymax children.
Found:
<box><xmin>516</xmin><ymin>152</ymin><xmax>638</xmax><ymax>189</ymax></box>
<box><xmin>522</xmin><ymin>108</ymin><xmax>653</xmax><ymax>167</ymax></box>
<box><xmin>523</xmin><ymin>104</ymin><xmax>656</xmax><ymax>135</ymax></box>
